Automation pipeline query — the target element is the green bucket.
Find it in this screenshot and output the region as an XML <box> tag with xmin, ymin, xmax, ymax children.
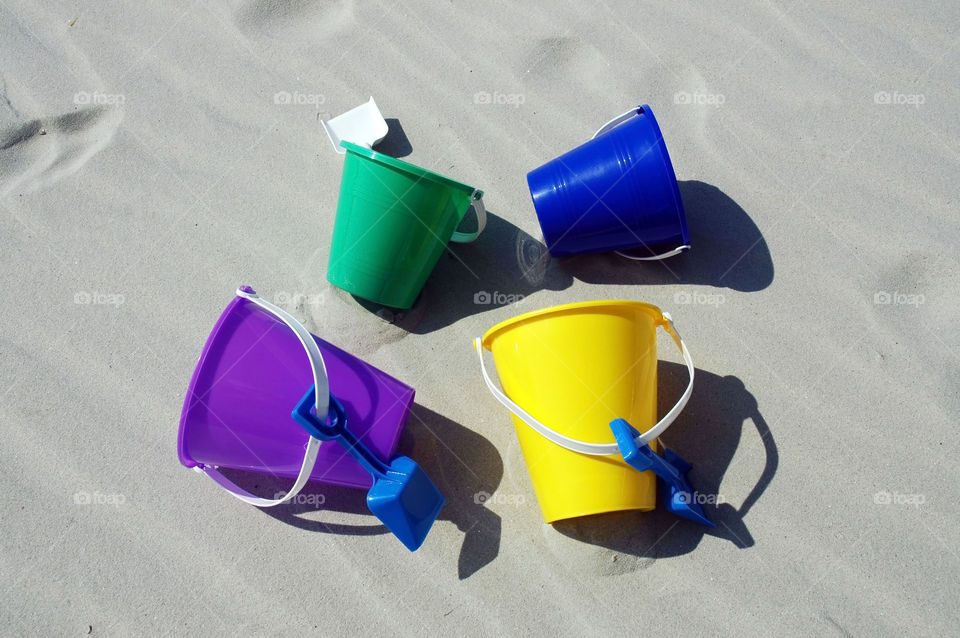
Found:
<box><xmin>326</xmin><ymin>141</ymin><xmax>485</xmax><ymax>310</ymax></box>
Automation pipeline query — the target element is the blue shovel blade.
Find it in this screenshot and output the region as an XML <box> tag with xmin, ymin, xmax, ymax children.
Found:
<box><xmin>366</xmin><ymin>456</ymin><xmax>445</xmax><ymax>551</ymax></box>
<box><xmin>610</xmin><ymin>418</ymin><xmax>715</xmax><ymax>528</ymax></box>
<box><xmin>290</xmin><ymin>386</ymin><xmax>445</xmax><ymax>550</ymax></box>
<box><xmin>656</xmin><ymin>448</ymin><xmax>715</xmax><ymax>528</ymax></box>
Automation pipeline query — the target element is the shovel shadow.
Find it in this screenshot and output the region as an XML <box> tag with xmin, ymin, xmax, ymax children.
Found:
<box><xmin>552</xmin><ymin>364</ymin><xmax>776</xmax><ymax>560</ymax></box>
<box><xmin>560</xmin><ymin>180</ymin><xmax>774</xmax><ymax>292</ymax></box>
<box><xmin>346</xmin><ymin>209</ymin><xmax>573</xmax><ymax>334</ymax></box>
<box><xmin>245</xmin><ymin>404</ymin><xmax>504</xmax><ymax>579</ymax></box>
<box><xmin>400</xmin><ymin>404</ymin><xmax>504</xmax><ymax>579</ymax></box>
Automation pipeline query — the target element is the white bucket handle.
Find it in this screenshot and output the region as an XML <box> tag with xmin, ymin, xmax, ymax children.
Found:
<box><xmin>450</xmin><ymin>190</ymin><xmax>487</xmax><ymax>243</ymax></box>
<box><xmin>193</xmin><ymin>287</ymin><xmax>330</xmax><ymax>507</ymax></box>
<box><xmin>594</xmin><ymin>106</ymin><xmax>690</xmax><ymax>262</ymax></box>
<box><xmin>474</xmin><ymin>311</ymin><xmax>694</xmax><ymax>456</ymax></box>
<box><xmin>615</xmin><ymin>245</ymin><xmax>691</xmax><ymax>261</ymax></box>
<box><xmin>593</xmin><ymin>105</ymin><xmax>642</xmax><ymax>139</ymax></box>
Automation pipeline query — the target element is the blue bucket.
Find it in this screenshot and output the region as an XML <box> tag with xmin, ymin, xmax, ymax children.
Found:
<box><xmin>526</xmin><ymin>105</ymin><xmax>689</xmax><ymax>259</ymax></box>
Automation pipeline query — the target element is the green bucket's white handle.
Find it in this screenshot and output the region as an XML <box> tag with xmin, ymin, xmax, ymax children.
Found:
<box><xmin>450</xmin><ymin>190</ymin><xmax>487</xmax><ymax>243</ymax></box>
<box><xmin>594</xmin><ymin>106</ymin><xmax>691</xmax><ymax>261</ymax></box>
<box><xmin>474</xmin><ymin>311</ymin><xmax>695</xmax><ymax>456</ymax></box>
<box><xmin>194</xmin><ymin>287</ymin><xmax>329</xmax><ymax>508</ymax></box>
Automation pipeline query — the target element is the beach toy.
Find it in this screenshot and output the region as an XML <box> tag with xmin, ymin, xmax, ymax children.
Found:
<box><xmin>474</xmin><ymin>300</ymin><xmax>712</xmax><ymax>526</ymax></box>
<box><xmin>178</xmin><ymin>286</ymin><xmax>445</xmax><ymax>550</ymax></box>
<box><xmin>326</xmin><ymin>141</ymin><xmax>486</xmax><ymax>309</ymax></box>
<box><xmin>526</xmin><ymin>105</ymin><xmax>690</xmax><ymax>260</ymax></box>
<box><xmin>321</xmin><ymin>97</ymin><xmax>389</xmax><ymax>153</ymax></box>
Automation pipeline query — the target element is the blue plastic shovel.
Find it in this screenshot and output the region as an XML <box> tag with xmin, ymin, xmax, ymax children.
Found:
<box><xmin>610</xmin><ymin>418</ymin><xmax>715</xmax><ymax>527</ymax></box>
<box><xmin>292</xmin><ymin>386</ymin><xmax>446</xmax><ymax>550</ymax></box>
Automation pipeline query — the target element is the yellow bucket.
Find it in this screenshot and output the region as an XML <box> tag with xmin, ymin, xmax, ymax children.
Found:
<box><xmin>474</xmin><ymin>300</ymin><xmax>694</xmax><ymax>523</ymax></box>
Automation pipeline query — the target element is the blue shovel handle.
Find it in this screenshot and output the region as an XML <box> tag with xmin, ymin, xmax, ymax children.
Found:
<box><xmin>290</xmin><ymin>385</ymin><xmax>391</xmax><ymax>479</ymax></box>
<box><xmin>610</xmin><ymin>418</ymin><xmax>715</xmax><ymax>527</ymax></box>
<box><xmin>610</xmin><ymin>418</ymin><xmax>682</xmax><ymax>482</ymax></box>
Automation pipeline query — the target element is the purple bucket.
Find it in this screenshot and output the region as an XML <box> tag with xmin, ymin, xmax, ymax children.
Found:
<box><xmin>178</xmin><ymin>290</ymin><xmax>414</xmax><ymax>490</ymax></box>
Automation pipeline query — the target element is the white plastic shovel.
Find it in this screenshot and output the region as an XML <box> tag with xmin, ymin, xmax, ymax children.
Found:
<box><xmin>321</xmin><ymin>97</ymin><xmax>389</xmax><ymax>154</ymax></box>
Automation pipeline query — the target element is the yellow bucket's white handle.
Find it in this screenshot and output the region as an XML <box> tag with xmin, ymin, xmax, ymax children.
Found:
<box><xmin>193</xmin><ymin>287</ymin><xmax>330</xmax><ymax>507</ymax></box>
<box><xmin>474</xmin><ymin>311</ymin><xmax>695</xmax><ymax>456</ymax></box>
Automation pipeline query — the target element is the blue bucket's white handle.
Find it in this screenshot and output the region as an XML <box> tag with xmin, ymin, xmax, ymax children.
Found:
<box><xmin>593</xmin><ymin>105</ymin><xmax>643</xmax><ymax>139</ymax></box>
<box><xmin>594</xmin><ymin>106</ymin><xmax>691</xmax><ymax>261</ymax></box>
<box><xmin>193</xmin><ymin>286</ymin><xmax>330</xmax><ymax>508</ymax></box>
<box><xmin>450</xmin><ymin>190</ymin><xmax>487</xmax><ymax>243</ymax></box>
<box><xmin>616</xmin><ymin>245</ymin><xmax>690</xmax><ymax>260</ymax></box>
<box><xmin>473</xmin><ymin>311</ymin><xmax>694</xmax><ymax>456</ymax></box>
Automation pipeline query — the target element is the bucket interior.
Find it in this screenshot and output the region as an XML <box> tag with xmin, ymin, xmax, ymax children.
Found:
<box><xmin>178</xmin><ymin>297</ymin><xmax>413</xmax><ymax>489</ymax></box>
<box><xmin>483</xmin><ymin>301</ymin><xmax>664</xmax><ymax>521</ymax></box>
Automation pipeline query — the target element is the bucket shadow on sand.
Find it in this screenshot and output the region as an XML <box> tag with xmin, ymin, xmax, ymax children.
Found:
<box><xmin>347</xmin><ymin>208</ymin><xmax>574</xmax><ymax>333</ymax></box>
<box><xmin>231</xmin><ymin>404</ymin><xmax>504</xmax><ymax>579</ymax></box>
<box><xmin>342</xmin><ymin>180</ymin><xmax>769</xmax><ymax>333</ymax></box>
<box><xmin>551</xmin><ymin>363</ymin><xmax>776</xmax><ymax>564</ymax></box>
<box><xmin>375</xmin><ymin>118</ymin><xmax>413</xmax><ymax>158</ymax></box>
<box><xmin>558</xmin><ymin>180</ymin><xmax>773</xmax><ymax>292</ymax></box>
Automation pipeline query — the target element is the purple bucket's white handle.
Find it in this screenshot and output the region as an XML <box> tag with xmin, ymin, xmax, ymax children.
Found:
<box><xmin>450</xmin><ymin>190</ymin><xmax>487</xmax><ymax>243</ymax></box>
<box><xmin>193</xmin><ymin>287</ymin><xmax>330</xmax><ymax>508</ymax></box>
<box><xmin>594</xmin><ymin>106</ymin><xmax>691</xmax><ymax>261</ymax></box>
<box><xmin>473</xmin><ymin>311</ymin><xmax>694</xmax><ymax>455</ymax></box>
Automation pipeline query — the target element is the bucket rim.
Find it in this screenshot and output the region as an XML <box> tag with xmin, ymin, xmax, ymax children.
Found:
<box><xmin>340</xmin><ymin>140</ymin><xmax>482</xmax><ymax>198</ymax></box>
<box><xmin>632</xmin><ymin>105</ymin><xmax>690</xmax><ymax>248</ymax></box>
<box><xmin>177</xmin><ymin>295</ymin><xmax>248</xmax><ymax>469</ymax></box>
<box><xmin>480</xmin><ymin>299</ymin><xmax>664</xmax><ymax>350</ymax></box>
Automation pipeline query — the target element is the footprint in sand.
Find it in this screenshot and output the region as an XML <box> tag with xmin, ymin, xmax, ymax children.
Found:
<box><xmin>0</xmin><ymin>106</ymin><xmax>123</xmax><ymax>198</ymax></box>
<box><xmin>233</xmin><ymin>0</ymin><xmax>355</xmax><ymax>43</ymax></box>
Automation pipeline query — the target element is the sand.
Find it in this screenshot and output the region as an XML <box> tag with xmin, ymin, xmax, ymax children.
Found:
<box><xmin>1</xmin><ymin>0</ymin><xmax>958</xmax><ymax>635</ymax></box>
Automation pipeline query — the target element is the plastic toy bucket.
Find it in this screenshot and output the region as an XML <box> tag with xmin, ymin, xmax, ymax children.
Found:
<box><xmin>474</xmin><ymin>301</ymin><xmax>695</xmax><ymax>523</ymax></box>
<box><xmin>526</xmin><ymin>105</ymin><xmax>689</xmax><ymax>260</ymax></box>
<box><xmin>327</xmin><ymin>141</ymin><xmax>486</xmax><ymax>309</ymax></box>
<box><xmin>178</xmin><ymin>287</ymin><xmax>415</xmax><ymax>497</ymax></box>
